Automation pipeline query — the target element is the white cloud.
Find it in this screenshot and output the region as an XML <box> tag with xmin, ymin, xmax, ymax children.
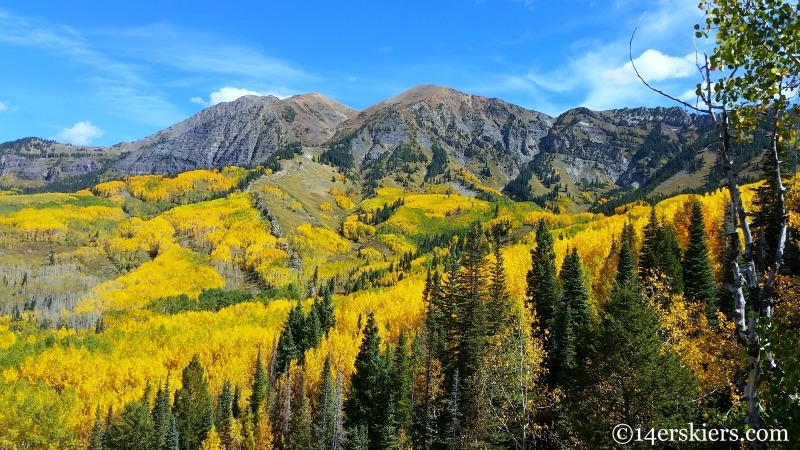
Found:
<box><xmin>57</xmin><ymin>121</ymin><xmax>104</xmax><ymax>145</ymax></box>
<box><xmin>603</xmin><ymin>50</ymin><xmax>696</xmax><ymax>85</ymax></box>
<box><xmin>0</xmin><ymin>101</ymin><xmax>7</xmax><ymax>112</ymax></box>
<box><xmin>191</xmin><ymin>86</ymin><xmax>293</xmax><ymax>107</ymax></box>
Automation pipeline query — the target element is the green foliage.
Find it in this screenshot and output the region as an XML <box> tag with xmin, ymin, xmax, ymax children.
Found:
<box><xmin>562</xmin><ymin>282</ymin><xmax>699</xmax><ymax>447</ymax></box>
<box><xmin>527</xmin><ymin>219</ymin><xmax>559</xmax><ymax>334</ymax></box>
<box><xmin>424</xmin><ymin>141</ymin><xmax>449</xmax><ymax>181</ymax></box>
<box><xmin>344</xmin><ymin>312</ymin><xmax>390</xmax><ymax>449</ymax></box>
<box><xmin>550</xmin><ymin>248</ymin><xmax>591</xmax><ymax>385</ymax></box>
<box><xmin>173</xmin><ymin>355</ymin><xmax>214</xmax><ymax>450</ymax></box>
<box><xmin>104</xmin><ymin>398</ymin><xmax>156</xmax><ymax>450</ymax></box>
<box><xmin>682</xmin><ymin>200</ymin><xmax>719</xmax><ymax>324</ymax></box>
<box><xmin>146</xmin><ymin>289</ymin><xmax>253</xmax><ymax>314</ymax></box>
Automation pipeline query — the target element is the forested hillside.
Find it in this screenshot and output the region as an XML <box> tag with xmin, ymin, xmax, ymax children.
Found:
<box><xmin>0</xmin><ymin>152</ymin><xmax>797</xmax><ymax>448</ymax></box>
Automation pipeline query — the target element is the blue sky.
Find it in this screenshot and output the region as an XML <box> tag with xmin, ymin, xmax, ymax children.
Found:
<box><xmin>0</xmin><ymin>0</ymin><xmax>708</xmax><ymax>146</ymax></box>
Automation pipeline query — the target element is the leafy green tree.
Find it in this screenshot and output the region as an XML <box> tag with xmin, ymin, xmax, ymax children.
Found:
<box><xmin>173</xmin><ymin>355</ymin><xmax>214</xmax><ymax>450</ymax></box>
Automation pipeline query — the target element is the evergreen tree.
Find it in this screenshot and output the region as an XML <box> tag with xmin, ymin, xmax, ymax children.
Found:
<box><xmin>549</xmin><ymin>248</ymin><xmax>591</xmax><ymax>386</ymax></box>
<box><xmin>105</xmin><ymin>398</ymin><xmax>156</xmax><ymax>450</ymax></box>
<box><xmin>390</xmin><ymin>332</ymin><xmax>413</xmax><ymax>446</ymax></box>
<box><xmin>173</xmin><ymin>355</ymin><xmax>214</xmax><ymax>450</ymax></box>
<box><xmin>285</xmin><ymin>371</ymin><xmax>314</xmax><ymax>450</ymax></box>
<box><xmin>445</xmin><ymin>369</ymin><xmax>463</xmax><ymax>450</ymax></box>
<box><xmin>275</xmin><ymin>323</ymin><xmax>299</xmax><ymax>375</ymax></box>
<box><xmin>659</xmin><ymin>223</ymin><xmax>684</xmax><ymax>295</ymax></box>
<box><xmin>304</xmin><ymin>308</ymin><xmax>323</xmax><ymax>350</ymax></box>
<box><xmin>231</xmin><ymin>385</ymin><xmax>242</xmax><ymax>421</ymax></box>
<box><xmin>164</xmin><ymin>415</ymin><xmax>180</xmax><ymax>450</ymax></box>
<box><xmin>682</xmin><ymin>199</ymin><xmax>719</xmax><ymax>325</ymax></box>
<box><xmin>638</xmin><ymin>207</ymin><xmax>661</xmax><ymax>279</ymax></box>
<box><xmin>488</xmin><ymin>231</ymin><xmax>512</xmax><ymax>334</ymax></box>
<box><xmin>152</xmin><ymin>379</ymin><xmax>173</xmax><ymax>450</ymax></box>
<box><xmin>216</xmin><ymin>380</ymin><xmax>234</xmax><ymax>450</ymax></box>
<box><xmin>88</xmin><ymin>405</ymin><xmax>104</xmax><ymax>450</ymax></box>
<box><xmin>564</xmin><ymin>282</ymin><xmax>698</xmax><ymax>446</ymax></box>
<box><xmin>615</xmin><ymin>239</ymin><xmax>636</xmax><ymax>289</ymax></box>
<box><xmin>249</xmin><ymin>349</ymin><xmax>268</xmax><ymax>431</ymax></box>
<box><xmin>313</xmin><ymin>354</ymin><xmax>334</xmax><ymax>450</ymax></box>
<box><xmin>526</xmin><ymin>219</ymin><xmax>559</xmax><ymax>336</ymax></box>
<box><xmin>344</xmin><ymin>312</ymin><xmax>389</xmax><ymax>449</ymax></box>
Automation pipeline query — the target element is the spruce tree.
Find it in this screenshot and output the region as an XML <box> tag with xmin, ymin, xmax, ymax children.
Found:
<box><xmin>275</xmin><ymin>323</ymin><xmax>299</xmax><ymax>375</ymax></box>
<box><xmin>313</xmin><ymin>354</ymin><xmax>334</xmax><ymax>450</ymax></box>
<box><xmin>390</xmin><ymin>331</ymin><xmax>413</xmax><ymax>445</ymax></box>
<box><xmin>285</xmin><ymin>371</ymin><xmax>313</xmax><ymax>450</ymax></box>
<box><xmin>249</xmin><ymin>349</ymin><xmax>268</xmax><ymax>429</ymax></box>
<box><xmin>638</xmin><ymin>207</ymin><xmax>661</xmax><ymax>279</ymax></box>
<box><xmin>152</xmin><ymin>379</ymin><xmax>173</xmax><ymax>450</ymax></box>
<box><xmin>488</xmin><ymin>231</ymin><xmax>512</xmax><ymax>335</ymax></box>
<box><xmin>173</xmin><ymin>355</ymin><xmax>214</xmax><ymax>450</ymax></box>
<box><xmin>549</xmin><ymin>248</ymin><xmax>591</xmax><ymax>386</ymax></box>
<box><xmin>565</xmin><ymin>282</ymin><xmax>698</xmax><ymax>446</ymax></box>
<box><xmin>105</xmin><ymin>398</ymin><xmax>156</xmax><ymax>450</ymax></box>
<box><xmin>615</xmin><ymin>239</ymin><xmax>636</xmax><ymax>289</ymax></box>
<box><xmin>164</xmin><ymin>415</ymin><xmax>180</xmax><ymax>450</ymax></box>
<box><xmin>682</xmin><ymin>200</ymin><xmax>719</xmax><ymax>325</ymax></box>
<box><xmin>216</xmin><ymin>380</ymin><xmax>234</xmax><ymax>450</ymax></box>
<box><xmin>344</xmin><ymin>312</ymin><xmax>389</xmax><ymax>449</ymax></box>
<box><xmin>526</xmin><ymin>219</ymin><xmax>559</xmax><ymax>336</ymax></box>
<box><xmin>88</xmin><ymin>405</ymin><xmax>104</xmax><ymax>450</ymax></box>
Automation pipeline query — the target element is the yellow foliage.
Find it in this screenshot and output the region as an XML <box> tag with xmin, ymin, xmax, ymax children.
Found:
<box><xmin>93</xmin><ymin>180</ymin><xmax>127</xmax><ymax>197</ymax></box>
<box><xmin>335</xmin><ymin>195</ymin><xmax>355</xmax><ymax>211</ymax></box>
<box><xmin>263</xmin><ymin>186</ymin><xmax>288</xmax><ymax>200</ymax></box>
<box><xmin>341</xmin><ymin>215</ymin><xmax>376</xmax><ymax>241</ymax></box>
<box><xmin>319</xmin><ymin>202</ymin><xmax>333</xmax><ymax>211</ymax></box>
<box><xmin>75</xmin><ymin>246</ymin><xmax>225</xmax><ymax>312</ymax></box>
<box><xmin>329</xmin><ymin>187</ymin><xmax>346</xmax><ymax>196</ymax></box>
<box><xmin>292</xmin><ymin>222</ymin><xmax>350</xmax><ymax>256</ymax></box>
<box><xmin>378</xmin><ymin>233</ymin><xmax>415</xmax><ymax>255</ymax></box>
<box><xmin>0</xmin><ymin>324</ymin><xmax>15</xmax><ymax>349</ymax></box>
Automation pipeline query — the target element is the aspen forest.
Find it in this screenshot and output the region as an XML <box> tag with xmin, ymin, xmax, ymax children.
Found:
<box><xmin>1</xmin><ymin>0</ymin><xmax>800</xmax><ymax>449</ymax></box>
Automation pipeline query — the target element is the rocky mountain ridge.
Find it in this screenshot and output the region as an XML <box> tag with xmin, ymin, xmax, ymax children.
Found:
<box><xmin>0</xmin><ymin>85</ymin><xmax>748</xmax><ymax>204</ymax></box>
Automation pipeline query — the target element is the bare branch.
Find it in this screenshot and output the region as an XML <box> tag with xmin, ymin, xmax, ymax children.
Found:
<box><xmin>629</xmin><ymin>17</ymin><xmax>707</xmax><ymax>113</ymax></box>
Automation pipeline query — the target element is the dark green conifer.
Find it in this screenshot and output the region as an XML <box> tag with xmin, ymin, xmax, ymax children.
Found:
<box><xmin>344</xmin><ymin>312</ymin><xmax>389</xmax><ymax>449</ymax></box>
<box><xmin>152</xmin><ymin>379</ymin><xmax>172</xmax><ymax>450</ymax></box>
<box><xmin>682</xmin><ymin>200</ymin><xmax>719</xmax><ymax>324</ymax></box>
<box><xmin>526</xmin><ymin>219</ymin><xmax>559</xmax><ymax>335</ymax></box>
<box><xmin>285</xmin><ymin>371</ymin><xmax>314</xmax><ymax>450</ymax></box>
<box><xmin>173</xmin><ymin>355</ymin><xmax>213</xmax><ymax>450</ymax></box>
<box><xmin>249</xmin><ymin>348</ymin><xmax>268</xmax><ymax>428</ymax></box>
<box><xmin>88</xmin><ymin>405</ymin><xmax>104</xmax><ymax>450</ymax></box>
<box><xmin>164</xmin><ymin>415</ymin><xmax>179</xmax><ymax>450</ymax></box>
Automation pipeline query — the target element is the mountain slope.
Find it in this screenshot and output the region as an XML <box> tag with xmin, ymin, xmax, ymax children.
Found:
<box><xmin>113</xmin><ymin>93</ymin><xmax>357</xmax><ymax>175</ymax></box>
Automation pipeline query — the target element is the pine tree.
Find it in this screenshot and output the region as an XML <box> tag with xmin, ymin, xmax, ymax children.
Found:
<box><xmin>526</xmin><ymin>219</ymin><xmax>559</xmax><ymax>336</ymax></box>
<box><xmin>231</xmin><ymin>385</ymin><xmax>242</xmax><ymax>421</ymax></box>
<box><xmin>216</xmin><ymin>380</ymin><xmax>234</xmax><ymax>450</ymax></box>
<box><xmin>638</xmin><ymin>207</ymin><xmax>661</xmax><ymax>279</ymax></box>
<box><xmin>173</xmin><ymin>355</ymin><xmax>214</xmax><ymax>450</ymax></box>
<box><xmin>275</xmin><ymin>323</ymin><xmax>299</xmax><ymax>375</ymax></box>
<box><xmin>445</xmin><ymin>369</ymin><xmax>463</xmax><ymax>450</ymax></box>
<box><xmin>682</xmin><ymin>199</ymin><xmax>719</xmax><ymax>325</ymax></box>
<box><xmin>549</xmin><ymin>248</ymin><xmax>591</xmax><ymax>386</ymax></box>
<box><xmin>285</xmin><ymin>371</ymin><xmax>313</xmax><ymax>450</ymax></box>
<box><xmin>164</xmin><ymin>415</ymin><xmax>180</xmax><ymax>450</ymax></box>
<box><xmin>105</xmin><ymin>397</ymin><xmax>156</xmax><ymax>450</ymax></box>
<box><xmin>88</xmin><ymin>405</ymin><xmax>104</xmax><ymax>450</ymax></box>
<box><xmin>249</xmin><ymin>349</ymin><xmax>268</xmax><ymax>431</ymax></box>
<box><xmin>152</xmin><ymin>379</ymin><xmax>173</xmax><ymax>450</ymax></box>
<box><xmin>488</xmin><ymin>231</ymin><xmax>512</xmax><ymax>335</ymax></box>
<box><xmin>344</xmin><ymin>312</ymin><xmax>389</xmax><ymax>449</ymax></box>
<box><xmin>615</xmin><ymin>238</ymin><xmax>636</xmax><ymax>289</ymax></box>
<box><xmin>564</xmin><ymin>282</ymin><xmax>698</xmax><ymax>446</ymax></box>
<box><xmin>313</xmin><ymin>354</ymin><xmax>334</xmax><ymax>450</ymax></box>
<box><xmin>390</xmin><ymin>331</ymin><xmax>413</xmax><ymax>446</ymax></box>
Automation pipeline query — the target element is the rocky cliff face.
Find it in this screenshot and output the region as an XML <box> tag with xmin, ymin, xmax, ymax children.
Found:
<box><xmin>539</xmin><ymin>106</ymin><xmax>711</xmax><ymax>185</ymax></box>
<box><xmin>113</xmin><ymin>93</ymin><xmax>356</xmax><ymax>174</ymax></box>
<box><xmin>330</xmin><ymin>85</ymin><xmax>553</xmax><ymax>182</ymax></box>
<box><xmin>0</xmin><ymin>137</ymin><xmax>115</xmax><ymax>184</ymax></box>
